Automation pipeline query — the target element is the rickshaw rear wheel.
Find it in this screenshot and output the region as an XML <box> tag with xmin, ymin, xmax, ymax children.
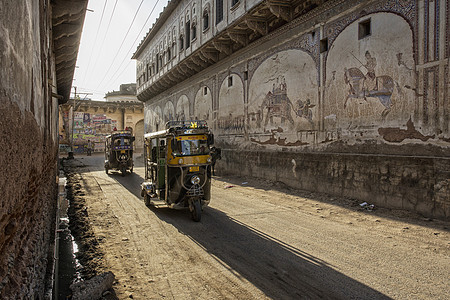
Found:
<box><xmin>191</xmin><ymin>200</ymin><xmax>202</xmax><ymax>222</ymax></box>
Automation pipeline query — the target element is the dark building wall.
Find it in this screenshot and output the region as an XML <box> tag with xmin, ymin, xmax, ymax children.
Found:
<box><xmin>0</xmin><ymin>1</ymin><xmax>59</xmax><ymax>298</ymax></box>
<box><xmin>140</xmin><ymin>0</ymin><xmax>449</xmax><ymax>219</ymax></box>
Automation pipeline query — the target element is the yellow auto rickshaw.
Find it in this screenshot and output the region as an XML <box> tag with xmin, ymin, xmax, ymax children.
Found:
<box><xmin>141</xmin><ymin>120</ymin><xmax>214</xmax><ymax>221</ymax></box>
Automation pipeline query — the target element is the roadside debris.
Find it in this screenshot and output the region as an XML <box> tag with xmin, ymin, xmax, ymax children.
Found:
<box><xmin>70</xmin><ymin>271</ymin><xmax>115</xmax><ymax>300</ymax></box>
<box><xmin>241</xmin><ymin>182</ymin><xmax>248</xmax><ymax>185</ymax></box>
<box><xmin>359</xmin><ymin>202</ymin><xmax>375</xmax><ymax>211</ymax></box>
<box><xmin>224</xmin><ymin>185</ymin><xmax>235</xmax><ymax>189</ymax></box>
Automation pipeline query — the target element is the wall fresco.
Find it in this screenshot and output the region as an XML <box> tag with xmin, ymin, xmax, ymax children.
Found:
<box><xmin>218</xmin><ymin>74</ymin><xmax>244</xmax><ymax>133</ymax></box>
<box><xmin>248</xmin><ymin>49</ymin><xmax>318</xmax><ymax>145</ymax></box>
<box><xmin>324</xmin><ymin>13</ymin><xmax>415</xmax><ymax>135</ymax></box>
<box><xmin>194</xmin><ymin>86</ymin><xmax>213</xmax><ymax>125</ymax></box>
<box><xmin>163</xmin><ymin>101</ymin><xmax>175</xmax><ymax>123</ymax></box>
<box><xmin>176</xmin><ymin>95</ymin><xmax>190</xmax><ymax>121</ymax></box>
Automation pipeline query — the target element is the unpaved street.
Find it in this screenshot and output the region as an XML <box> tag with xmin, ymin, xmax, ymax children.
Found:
<box><xmin>63</xmin><ymin>154</ymin><xmax>449</xmax><ymax>299</ymax></box>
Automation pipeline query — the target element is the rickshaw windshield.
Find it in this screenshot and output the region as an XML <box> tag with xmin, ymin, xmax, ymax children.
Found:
<box><xmin>113</xmin><ymin>137</ymin><xmax>131</xmax><ymax>146</ymax></box>
<box><xmin>173</xmin><ymin>137</ymin><xmax>209</xmax><ymax>156</ymax></box>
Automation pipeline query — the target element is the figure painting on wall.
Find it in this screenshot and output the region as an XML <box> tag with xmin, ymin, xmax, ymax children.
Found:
<box><xmin>295</xmin><ymin>98</ymin><xmax>315</xmax><ymax>122</ymax></box>
<box><xmin>343</xmin><ymin>50</ymin><xmax>398</xmax><ymax>118</ymax></box>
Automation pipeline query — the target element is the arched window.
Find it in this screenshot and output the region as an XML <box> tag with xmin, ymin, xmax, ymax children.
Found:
<box><xmin>203</xmin><ymin>8</ymin><xmax>209</xmax><ymax>31</ymax></box>
<box><xmin>216</xmin><ymin>0</ymin><xmax>223</xmax><ymax>24</ymax></box>
<box><xmin>192</xmin><ymin>20</ymin><xmax>197</xmax><ymax>40</ymax></box>
<box><xmin>179</xmin><ymin>35</ymin><xmax>184</xmax><ymax>51</ymax></box>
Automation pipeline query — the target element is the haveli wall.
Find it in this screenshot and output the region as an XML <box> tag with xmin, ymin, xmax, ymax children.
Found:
<box><xmin>0</xmin><ymin>0</ymin><xmax>86</xmax><ymax>298</ymax></box>
<box><xmin>140</xmin><ymin>0</ymin><xmax>450</xmax><ymax>219</ymax></box>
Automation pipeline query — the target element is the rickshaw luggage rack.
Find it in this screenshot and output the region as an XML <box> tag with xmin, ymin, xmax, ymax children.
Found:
<box><xmin>165</xmin><ymin>120</ymin><xmax>208</xmax><ymax>130</ymax></box>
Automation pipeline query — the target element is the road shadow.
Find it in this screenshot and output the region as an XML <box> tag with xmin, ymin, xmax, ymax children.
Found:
<box><xmin>147</xmin><ymin>205</ymin><xmax>390</xmax><ymax>299</ymax></box>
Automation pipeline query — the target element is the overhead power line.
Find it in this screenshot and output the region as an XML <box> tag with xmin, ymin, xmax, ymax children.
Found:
<box><xmin>105</xmin><ymin>0</ymin><xmax>161</xmax><ymax>87</ymax></box>
<box><xmin>81</xmin><ymin>0</ymin><xmax>109</xmax><ymax>87</ymax></box>
<box><xmin>89</xmin><ymin>0</ymin><xmax>119</xmax><ymax>78</ymax></box>
<box><xmin>97</xmin><ymin>0</ymin><xmax>147</xmax><ymax>88</ymax></box>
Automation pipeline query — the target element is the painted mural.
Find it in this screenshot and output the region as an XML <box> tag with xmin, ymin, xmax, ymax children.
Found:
<box><xmin>248</xmin><ymin>49</ymin><xmax>318</xmax><ymax>145</ymax></box>
<box><xmin>324</xmin><ymin>13</ymin><xmax>415</xmax><ymax>134</ymax></box>
<box><xmin>145</xmin><ymin>105</ymin><xmax>163</xmax><ymax>132</ymax></box>
<box><xmin>194</xmin><ymin>87</ymin><xmax>213</xmax><ymax>125</ymax></box>
<box><xmin>176</xmin><ymin>95</ymin><xmax>190</xmax><ymax>121</ymax></box>
<box><xmin>163</xmin><ymin>101</ymin><xmax>175</xmax><ymax>122</ymax></box>
<box><xmin>218</xmin><ymin>74</ymin><xmax>244</xmax><ymax>133</ymax></box>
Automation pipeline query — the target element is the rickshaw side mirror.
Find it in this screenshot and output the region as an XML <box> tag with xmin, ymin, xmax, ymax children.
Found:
<box><xmin>207</xmin><ymin>134</ymin><xmax>214</xmax><ymax>146</ymax></box>
<box><xmin>171</xmin><ymin>138</ymin><xmax>176</xmax><ymax>152</ymax></box>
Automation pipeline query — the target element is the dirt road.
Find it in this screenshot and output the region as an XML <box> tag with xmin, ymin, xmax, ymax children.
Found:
<box><xmin>62</xmin><ymin>154</ymin><xmax>449</xmax><ymax>299</ymax></box>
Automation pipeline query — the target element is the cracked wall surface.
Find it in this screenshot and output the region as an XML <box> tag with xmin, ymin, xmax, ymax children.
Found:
<box><xmin>0</xmin><ymin>0</ymin><xmax>85</xmax><ymax>298</ymax></box>
<box><xmin>140</xmin><ymin>0</ymin><xmax>449</xmax><ymax>219</ymax></box>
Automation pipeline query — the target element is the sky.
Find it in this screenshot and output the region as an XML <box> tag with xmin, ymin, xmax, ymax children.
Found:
<box><xmin>72</xmin><ymin>0</ymin><xmax>168</xmax><ymax>100</ymax></box>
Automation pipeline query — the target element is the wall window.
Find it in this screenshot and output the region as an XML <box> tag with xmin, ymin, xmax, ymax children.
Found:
<box><xmin>358</xmin><ymin>19</ymin><xmax>371</xmax><ymax>39</ymax></box>
<box><xmin>231</xmin><ymin>0</ymin><xmax>239</xmax><ymax>7</ymax></box>
<box><xmin>192</xmin><ymin>22</ymin><xmax>197</xmax><ymax>40</ymax></box>
<box><xmin>156</xmin><ymin>55</ymin><xmax>160</xmax><ymax>73</ymax></box>
<box><xmin>228</xmin><ymin>76</ymin><xmax>233</xmax><ymax>87</ymax></box>
<box><xmin>167</xmin><ymin>48</ymin><xmax>171</xmax><ymax>61</ymax></box>
<box><xmin>203</xmin><ymin>9</ymin><xmax>209</xmax><ymax>31</ymax></box>
<box><xmin>320</xmin><ymin>38</ymin><xmax>328</xmax><ymax>53</ymax></box>
<box><xmin>185</xmin><ymin>21</ymin><xmax>191</xmax><ymax>48</ymax></box>
<box><xmin>204</xmin><ymin>86</ymin><xmax>208</xmax><ymax>95</ymax></box>
<box><xmin>179</xmin><ymin>35</ymin><xmax>184</xmax><ymax>51</ymax></box>
<box><xmin>216</xmin><ymin>0</ymin><xmax>223</xmax><ymax>24</ymax></box>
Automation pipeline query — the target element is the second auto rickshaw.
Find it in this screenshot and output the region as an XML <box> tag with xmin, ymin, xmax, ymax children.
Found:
<box><xmin>141</xmin><ymin>120</ymin><xmax>214</xmax><ymax>221</ymax></box>
<box><xmin>104</xmin><ymin>129</ymin><xmax>135</xmax><ymax>176</ymax></box>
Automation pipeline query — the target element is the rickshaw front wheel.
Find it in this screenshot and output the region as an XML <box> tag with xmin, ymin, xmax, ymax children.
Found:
<box><xmin>191</xmin><ymin>199</ymin><xmax>202</xmax><ymax>222</ymax></box>
<box><xmin>120</xmin><ymin>166</ymin><xmax>126</xmax><ymax>177</ymax></box>
<box><xmin>144</xmin><ymin>193</ymin><xmax>151</xmax><ymax>207</ymax></box>
<box><xmin>105</xmin><ymin>167</ymin><xmax>109</xmax><ymax>175</ymax></box>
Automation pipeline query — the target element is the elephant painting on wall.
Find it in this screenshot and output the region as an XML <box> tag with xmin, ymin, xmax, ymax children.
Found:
<box><xmin>248</xmin><ymin>49</ymin><xmax>318</xmax><ymax>145</ymax></box>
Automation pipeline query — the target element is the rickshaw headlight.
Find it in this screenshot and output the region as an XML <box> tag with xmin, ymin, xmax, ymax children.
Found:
<box><xmin>178</xmin><ymin>158</ymin><xmax>183</xmax><ymax>164</ymax></box>
<box><xmin>207</xmin><ymin>157</ymin><xmax>212</xmax><ymax>163</ymax></box>
<box><xmin>190</xmin><ymin>175</ymin><xmax>200</xmax><ymax>185</ymax></box>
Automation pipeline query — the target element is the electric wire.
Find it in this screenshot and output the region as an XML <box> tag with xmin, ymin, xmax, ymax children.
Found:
<box><xmin>97</xmin><ymin>0</ymin><xmax>147</xmax><ymax>88</ymax></box>
<box><xmin>105</xmin><ymin>0</ymin><xmax>161</xmax><ymax>88</ymax></box>
<box><xmin>80</xmin><ymin>0</ymin><xmax>109</xmax><ymax>87</ymax></box>
<box><xmin>89</xmin><ymin>0</ymin><xmax>119</xmax><ymax>79</ymax></box>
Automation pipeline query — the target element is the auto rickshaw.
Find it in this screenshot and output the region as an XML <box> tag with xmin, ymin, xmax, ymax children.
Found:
<box><xmin>104</xmin><ymin>129</ymin><xmax>135</xmax><ymax>176</ymax></box>
<box><xmin>141</xmin><ymin>120</ymin><xmax>214</xmax><ymax>221</ymax></box>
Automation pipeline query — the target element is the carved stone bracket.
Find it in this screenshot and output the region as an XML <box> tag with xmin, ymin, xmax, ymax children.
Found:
<box><xmin>246</xmin><ymin>18</ymin><xmax>268</xmax><ymax>36</ymax></box>
<box><xmin>212</xmin><ymin>41</ymin><xmax>232</xmax><ymax>56</ymax></box>
<box><xmin>267</xmin><ymin>0</ymin><xmax>292</xmax><ymax>22</ymax></box>
<box><xmin>200</xmin><ymin>49</ymin><xmax>219</xmax><ymax>63</ymax></box>
<box><xmin>227</xmin><ymin>31</ymin><xmax>248</xmax><ymax>47</ymax></box>
<box><xmin>191</xmin><ymin>55</ymin><xmax>208</xmax><ymax>68</ymax></box>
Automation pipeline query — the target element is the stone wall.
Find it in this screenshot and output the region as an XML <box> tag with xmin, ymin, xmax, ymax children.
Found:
<box><xmin>0</xmin><ymin>0</ymin><xmax>62</xmax><ymax>298</ymax></box>
<box><xmin>218</xmin><ymin>149</ymin><xmax>450</xmax><ymax>219</ymax></box>
<box><xmin>141</xmin><ymin>0</ymin><xmax>449</xmax><ymax>219</ymax></box>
